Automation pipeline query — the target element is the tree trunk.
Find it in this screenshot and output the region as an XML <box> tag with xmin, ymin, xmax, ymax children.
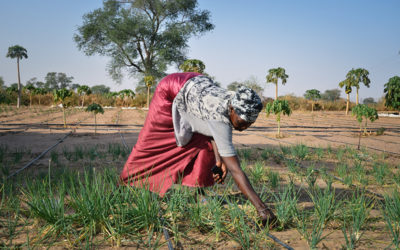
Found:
<box><xmin>346</xmin><ymin>94</ymin><xmax>350</xmax><ymax>115</ymax></box>
<box><xmin>277</xmin><ymin>113</ymin><xmax>281</xmax><ymax>137</ymax></box>
<box><xmin>311</xmin><ymin>102</ymin><xmax>314</xmax><ymax>113</ymax></box>
<box><xmin>147</xmin><ymin>86</ymin><xmax>150</xmax><ymax>108</ymax></box>
<box><xmin>357</xmin><ymin>124</ymin><xmax>362</xmax><ymax>150</ymax></box>
<box><xmin>17</xmin><ymin>58</ymin><xmax>21</xmax><ymax>108</ymax></box>
<box><xmin>94</xmin><ymin>114</ymin><xmax>97</xmax><ymax>135</ymax></box>
<box><xmin>63</xmin><ymin>106</ymin><xmax>67</xmax><ymax>128</ymax></box>
<box><xmin>39</xmin><ymin>96</ymin><xmax>41</xmax><ymax>106</ymax></box>
<box><xmin>275</xmin><ymin>83</ymin><xmax>278</xmax><ymax>100</ymax></box>
<box><xmin>29</xmin><ymin>94</ymin><xmax>32</xmax><ymax>108</ymax></box>
<box><xmin>81</xmin><ymin>96</ymin><xmax>84</xmax><ymax>107</ymax></box>
<box><xmin>356</xmin><ymin>88</ymin><xmax>359</xmax><ymax>105</ymax></box>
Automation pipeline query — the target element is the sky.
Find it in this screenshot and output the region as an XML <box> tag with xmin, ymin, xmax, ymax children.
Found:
<box><xmin>1</xmin><ymin>0</ymin><xmax>399</xmax><ymax>101</ymax></box>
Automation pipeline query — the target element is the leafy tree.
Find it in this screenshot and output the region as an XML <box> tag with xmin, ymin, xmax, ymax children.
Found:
<box><xmin>23</xmin><ymin>83</ymin><xmax>36</xmax><ymax>107</ymax></box>
<box><xmin>266</xmin><ymin>67</ymin><xmax>288</xmax><ymax>100</ymax></box>
<box><xmin>45</xmin><ymin>72</ymin><xmax>74</xmax><ymax>90</ymax></box>
<box><xmin>144</xmin><ymin>75</ymin><xmax>155</xmax><ymax>108</ymax></box>
<box><xmin>6</xmin><ymin>45</ymin><xmax>28</xmax><ymax>108</ymax></box>
<box><xmin>363</xmin><ymin>97</ymin><xmax>376</xmax><ymax>105</ymax></box>
<box><xmin>265</xmin><ymin>100</ymin><xmax>292</xmax><ymax>137</ymax></box>
<box><xmin>321</xmin><ymin>89</ymin><xmax>341</xmax><ymax>102</ymax></box>
<box><xmin>179</xmin><ymin>59</ymin><xmax>205</xmax><ymax>73</ymax></box>
<box><xmin>352</xmin><ymin>104</ymin><xmax>378</xmax><ymax>149</ymax></box>
<box><xmin>304</xmin><ymin>89</ymin><xmax>321</xmax><ymax>112</ymax></box>
<box><xmin>70</xmin><ymin>83</ymin><xmax>81</xmax><ymax>91</ymax></box>
<box><xmin>347</xmin><ymin>68</ymin><xmax>370</xmax><ymax>105</ymax></box>
<box><xmin>339</xmin><ymin>79</ymin><xmax>353</xmax><ymax>115</ymax></box>
<box><xmin>227</xmin><ymin>76</ymin><xmax>264</xmax><ymax>98</ymax></box>
<box><xmin>33</xmin><ymin>88</ymin><xmax>47</xmax><ymax>105</ymax></box>
<box><xmin>118</xmin><ymin>89</ymin><xmax>135</xmax><ymax>107</ymax></box>
<box><xmin>53</xmin><ymin>88</ymin><xmax>73</xmax><ymax>128</ymax></box>
<box><xmin>91</xmin><ymin>84</ymin><xmax>111</xmax><ymax>95</ymax></box>
<box><xmin>384</xmin><ymin>76</ymin><xmax>400</xmax><ymax>111</ymax></box>
<box><xmin>77</xmin><ymin>85</ymin><xmax>92</xmax><ymax>107</ymax></box>
<box><xmin>0</xmin><ymin>76</ymin><xmax>4</xmax><ymax>90</ymax></box>
<box><xmin>86</xmin><ymin>103</ymin><xmax>104</xmax><ymax>134</ymax></box>
<box><xmin>6</xmin><ymin>84</ymin><xmax>19</xmax><ymax>95</ymax></box>
<box><xmin>74</xmin><ymin>0</ymin><xmax>214</xmax><ymax>83</ymax></box>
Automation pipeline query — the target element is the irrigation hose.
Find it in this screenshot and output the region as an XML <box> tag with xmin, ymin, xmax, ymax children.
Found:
<box><xmin>7</xmin><ymin>131</ymin><xmax>72</xmax><ymax>179</ymax></box>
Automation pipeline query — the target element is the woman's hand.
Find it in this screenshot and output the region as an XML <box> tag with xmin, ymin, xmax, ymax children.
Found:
<box><xmin>213</xmin><ymin>161</ymin><xmax>227</xmax><ymax>184</ymax></box>
<box><xmin>258</xmin><ymin>206</ymin><xmax>278</xmax><ymax>228</ymax></box>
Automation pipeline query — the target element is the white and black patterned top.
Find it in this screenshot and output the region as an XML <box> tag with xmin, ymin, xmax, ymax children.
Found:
<box><xmin>172</xmin><ymin>76</ymin><xmax>236</xmax><ymax>156</ymax></box>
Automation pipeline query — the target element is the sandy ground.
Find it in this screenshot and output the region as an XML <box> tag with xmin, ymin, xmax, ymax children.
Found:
<box><xmin>1</xmin><ymin>106</ymin><xmax>399</xmax><ymax>249</ymax></box>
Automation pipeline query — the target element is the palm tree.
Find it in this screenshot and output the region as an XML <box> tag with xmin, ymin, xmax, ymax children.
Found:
<box><xmin>339</xmin><ymin>79</ymin><xmax>353</xmax><ymax>115</ymax></box>
<box><xmin>266</xmin><ymin>67</ymin><xmax>288</xmax><ymax>100</ymax></box>
<box><xmin>77</xmin><ymin>85</ymin><xmax>92</xmax><ymax>107</ymax></box>
<box><xmin>144</xmin><ymin>75</ymin><xmax>155</xmax><ymax>108</ymax></box>
<box><xmin>6</xmin><ymin>45</ymin><xmax>28</xmax><ymax>108</ymax></box>
<box><xmin>53</xmin><ymin>88</ymin><xmax>73</xmax><ymax>128</ymax></box>
<box><xmin>347</xmin><ymin>68</ymin><xmax>370</xmax><ymax>105</ymax></box>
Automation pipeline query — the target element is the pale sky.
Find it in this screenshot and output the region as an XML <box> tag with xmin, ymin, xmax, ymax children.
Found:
<box><xmin>1</xmin><ymin>0</ymin><xmax>399</xmax><ymax>102</ymax></box>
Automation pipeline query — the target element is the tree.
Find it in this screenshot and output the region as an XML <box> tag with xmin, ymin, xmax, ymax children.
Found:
<box><xmin>227</xmin><ymin>76</ymin><xmax>264</xmax><ymax>98</ymax></box>
<box><xmin>265</xmin><ymin>100</ymin><xmax>292</xmax><ymax>137</ymax></box>
<box><xmin>86</xmin><ymin>103</ymin><xmax>104</xmax><ymax>135</ymax></box>
<box><xmin>91</xmin><ymin>84</ymin><xmax>111</xmax><ymax>95</ymax></box>
<box><xmin>118</xmin><ymin>89</ymin><xmax>135</xmax><ymax>107</ymax></box>
<box><xmin>23</xmin><ymin>83</ymin><xmax>36</xmax><ymax>107</ymax></box>
<box><xmin>339</xmin><ymin>79</ymin><xmax>353</xmax><ymax>115</ymax></box>
<box><xmin>144</xmin><ymin>75</ymin><xmax>155</xmax><ymax>108</ymax></box>
<box><xmin>384</xmin><ymin>76</ymin><xmax>400</xmax><ymax>111</ymax></box>
<box><xmin>0</xmin><ymin>76</ymin><xmax>4</xmax><ymax>90</ymax></box>
<box><xmin>352</xmin><ymin>104</ymin><xmax>378</xmax><ymax>149</ymax></box>
<box><xmin>53</xmin><ymin>88</ymin><xmax>73</xmax><ymax>128</ymax></box>
<box><xmin>321</xmin><ymin>89</ymin><xmax>341</xmax><ymax>102</ymax></box>
<box><xmin>179</xmin><ymin>59</ymin><xmax>205</xmax><ymax>73</ymax></box>
<box><xmin>6</xmin><ymin>45</ymin><xmax>28</xmax><ymax>108</ymax></box>
<box><xmin>304</xmin><ymin>89</ymin><xmax>321</xmax><ymax>112</ymax></box>
<box><xmin>341</xmin><ymin>68</ymin><xmax>370</xmax><ymax>105</ymax></box>
<box><xmin>70</xmin><ymin>83</ymin><xmax>81</xmax><ymax>91</ymax></box>
<box><xmin>77</xmin><ymin>85</ymin><xmax>92</xmax><ymax>107</ymax></box>
<box><xmin>266</xmin><ymin>67</ymin><xmax>288</xmax><ymax>100</ymax></box>
<box><xmin>363</xmin><ymin>97</ymin><xmax>376</xmax><ymax>105</ymax></box>
<box><xmin>74</xmin><ymin>0</ymin><xmax>214</xmax><ymax>83</ymax></box>
<box><xmin>45</xmin><ymin>72</ymin><xmax>74</xmax><ymax>90</ymax></box>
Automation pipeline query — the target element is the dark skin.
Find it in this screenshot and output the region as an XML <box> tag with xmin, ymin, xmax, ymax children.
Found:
<box><xmin>211</xmin><ymin>106</ymin><xmax>277</xmax><ymax>227</ymax></box>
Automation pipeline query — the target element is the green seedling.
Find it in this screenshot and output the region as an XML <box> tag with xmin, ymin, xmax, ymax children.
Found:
<box><xmin>50</xmin><ymin>151</ymin><xmax>59</xmax><ymax>165</ymax></box>
<box><xmin>291</xmin><ymin>144</ymin><xmax>309</xmax><ymax>161</ymax></box>
<box><xmin>373</xmin><ymin>162</ymin><xmax>388</xmax><ymax>185</ymax></box>
<box><xmin>352</xmin><ymin>104</ymin><xmax>378</xmax><ymax>150</ymax></box>
<box><xmin>315</xmin><ymin>147</ymin><xmax>324</xmax><ymax>161</ymax></box>
<box><xmin>306</xmin><ymin>166</ymin><xmax>318</xmax><ymax>188</ymax></box>
<box><xmin>382</xmin><ymin>190</ymin><xmax>400</xmax><ymax>249</ymax></box>
<box><xmin>237</xmin><ymin>148</ymin><xmax>251</xmax><ymax>162</ymax></box>
<box><xmin>268</xmin><ymin>170</ymin><xmax>280</xmax><ymax>189</ymax></box>
<box><xmin>272</xmin><ymin>181</ymin><xmax>299</xmax><ymax>230</ymax></box>
<box><xmin>250</xmin><ymin>161</ymin><xmax>266</xmax><ymax>183</ymax></box>
<box><xmin>285</xmin><ymin>159</ymin><xmax>299</xmax><ymax>174</ymax></box>
<box><xmin>341</xmin><ymin>192</ymin><xmax>372</xmax><ymax>249</ymax></box>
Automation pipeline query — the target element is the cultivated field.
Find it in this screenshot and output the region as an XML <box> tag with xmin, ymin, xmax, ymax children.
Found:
<box><xmin>1</xmin><ymin>106</ymin><xmax>399</xmax><ymax>249</ymax></box>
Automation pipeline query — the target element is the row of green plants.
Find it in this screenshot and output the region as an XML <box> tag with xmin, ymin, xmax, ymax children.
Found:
<box><xmin>1</xmin><ymin>143</ymin><xmax>399</xmax><ymax>249</ymax></box>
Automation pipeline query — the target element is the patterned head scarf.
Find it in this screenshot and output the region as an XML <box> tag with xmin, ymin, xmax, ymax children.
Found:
<box><xmin>231</xmin><ymin>86</ymin><xmax>263</xmax><ymax>123</ymax></box>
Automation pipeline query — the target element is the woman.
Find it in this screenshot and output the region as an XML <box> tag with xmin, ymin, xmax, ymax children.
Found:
<box><xmin>120</xmin><ymin>72</ymin><xmax>276</xmax><ymax>225</ymax></box>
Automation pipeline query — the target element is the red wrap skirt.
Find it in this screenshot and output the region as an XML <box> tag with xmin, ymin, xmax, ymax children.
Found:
<box><xmin>119</xmin><ymin>72</ymin><xmax>216</xmax><ymax>196</ymax></box>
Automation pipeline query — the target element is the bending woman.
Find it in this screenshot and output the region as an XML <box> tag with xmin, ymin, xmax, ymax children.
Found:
<box><xmin>120</xmin><ymin>72</ymin><xmax>276</xmax><ymax>225</ymax></box>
